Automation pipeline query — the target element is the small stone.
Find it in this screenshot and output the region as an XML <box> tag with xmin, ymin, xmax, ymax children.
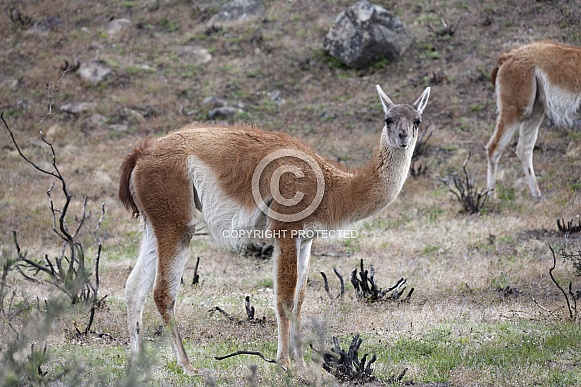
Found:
<box><xmin>60</xmin><ymin>102</ymin><xmax>96</xmax><ymax>114</ymax></box>
<box><xmin>79</xmin><ymin>60</ymin><xmax>114</xmax><ymax>84</ymax></box>
<box><xmin>207</xmin><ymin>0</ymin><xmax>265</xmax><ymax>28</ymax></box>
<box><xmin>202</xmin><ymin>96</ymin><xmax>228</xmax><ymax>109</ymax></box>
<box><xmin>106</xmin><ymin>18</ymin><xmax>131</xmax><ymax>36</ymax></box>
<box><xmin>208</xmin><ymin>106</ymin><xmax>243</xmax><ymax>119</ymax></box>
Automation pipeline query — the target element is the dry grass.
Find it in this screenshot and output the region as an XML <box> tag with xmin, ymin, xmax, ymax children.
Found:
<box><xmin>1</xmin><ymin>0</ymin><xmax>581</xmax><ymax>385</ymax></box>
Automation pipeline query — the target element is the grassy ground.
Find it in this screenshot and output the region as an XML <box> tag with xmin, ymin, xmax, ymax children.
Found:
<box><xmin>1</xmin><ymin>0</ymin><xmax>580</xmax><ymax>385</ymax></box>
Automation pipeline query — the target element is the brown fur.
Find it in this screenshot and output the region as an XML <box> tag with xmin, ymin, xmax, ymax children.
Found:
<box><xmin>119</xmin><ymin>138</ymin><xmax>153</xmax><ymax>218</ymax></box>
<box><xmin>490</xmin><ymin>52</ymin><xmax>512</xmax><ymax>87</ymax></box>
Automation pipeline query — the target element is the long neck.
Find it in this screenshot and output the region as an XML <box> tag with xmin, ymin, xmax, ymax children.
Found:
<box><xmin>329</xmin><ymin>136</ymin><xmax>414</xmax><ymax>227</ymax></box>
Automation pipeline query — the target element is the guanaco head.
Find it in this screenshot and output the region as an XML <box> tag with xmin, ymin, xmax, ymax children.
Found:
<box><xmin>376</xmin><ymin>85</ymin><xmax>430</xmax><ymax>149</ymax></box>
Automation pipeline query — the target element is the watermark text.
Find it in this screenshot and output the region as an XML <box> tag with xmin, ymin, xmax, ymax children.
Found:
<box><xmin>221</xmin><ymin>229</ymin><xmax>358</xmax><ymax>240</ymax></box>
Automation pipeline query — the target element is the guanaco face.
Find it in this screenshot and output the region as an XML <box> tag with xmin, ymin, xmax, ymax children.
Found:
<box><xmin>119</xmin><ymin>85</ymin><xmax>430</xmax><ymax>376</ymax></box>
<box><xmin>486</xmin><ymin>41</ymin><xmax>581</xmax><ymax>199</ymax></box>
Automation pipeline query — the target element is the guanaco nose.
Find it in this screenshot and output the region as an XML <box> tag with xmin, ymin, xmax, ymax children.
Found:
<box><xmin>399</xmin><ymin>130</ymin><xmax>409</xmax><ymax>147</ymax></box>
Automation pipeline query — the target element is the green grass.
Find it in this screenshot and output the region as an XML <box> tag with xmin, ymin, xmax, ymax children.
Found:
<box><xmin>49</xmin><ymin>319</ymin><xmax>573</xmax><ymax>386</ymax></box>
<box><xmin>371</xmin><ymin>321</ymin><xmax>581</xmax><ymax>385</ymax></box>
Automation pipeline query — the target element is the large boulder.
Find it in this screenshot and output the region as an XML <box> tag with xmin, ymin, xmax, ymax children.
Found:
<box><xmin>323</xmin><ymin>0</ymin><xmax>413</xmax><ymax>68</ymax></box>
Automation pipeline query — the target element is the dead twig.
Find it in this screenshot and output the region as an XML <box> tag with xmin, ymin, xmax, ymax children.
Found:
<box><xmin>557</xmin><ymin>216</ymin><xmax>581</xmax><ymax>235</ymax></box>
<box><xmin>351</xmin><ymin>259</ymin><xmax>414</xmax><ymax>302</ymax></box>
<box><xmin>440</xmin><ymin>151</ymin><xmax>491</xmax><ymax>214</ymax></box>
<box><xmin>213</xmin><ymin>306</ymin><xmax>235</xmax><ymax>321</ymax></box>
<box><xmin>211</xmin><ymin>296</ymin><xmax>266</xmax><ymax>324</ymax></box>
<box><xmin>528</xmin><ymin>293</ymin><xmax>561</xmax><ymax>320</ymax></box>
<box><xmin>214</xmin><ymin>350</ymin><xmax>280</xmax><ymax>367</ymax></box>
<box><xmin>311</xmin><ymin>334</ymin><xmax>385</xmax><ymax>383</ymax></box>
<box><xmin>245</xmin><ymin>296</ymin><xmax>255</xmax><ymax>320</ymax></box>
<box><xmin>412</xmin><ymin>122</ymin><xmax>433</xmax><ymax>160</ymax></box>
<box><xmin>428</xmin><ymin>16</ymin><xmax>461</xmax><ymax>36</ymax></box>
<box><xmin>192</xmin><ymin>256</ymin><xmax>200</xmax><ymax>285</ymax></box>
<box><xmin>320</xmin><ymin>267</ymin><xmax>345</xmax><ymax>300</ymax></box>
<box><xmin>548</xmin><ymin>245</ymin><xmax>578</xmax><ymax>320</ymax></box>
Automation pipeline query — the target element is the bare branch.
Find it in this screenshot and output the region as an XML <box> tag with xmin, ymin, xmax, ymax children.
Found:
<box><xmin>213</xmin><ymin>306</ymin><xmax>235</xmax><ymax>321</ymax></box>
<box><xmin>548</xmin><ymin>245</ymin><xmax>574</xmax><ymax>320</ymax></box>
<box><xmin>333</xmin><ymin>267</ymin><xmax>345</xmax><ymax>299</ymax></box>
<box><xmin>214</xmin><ymin>351</ymin><xmax>280</xmax><ymax>366</ymax></box>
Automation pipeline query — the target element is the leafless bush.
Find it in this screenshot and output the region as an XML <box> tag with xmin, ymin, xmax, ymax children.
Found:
<box><xmin>243</xmin><ymin>242</ymin><xmax>274</xmax><ymax>259</ymax></box>
<box><xmin>312</xmin><ymin>334</ymin><xmax>378</xmax><ymax>383</ymax></box>
<box><xmin>320</xmin><ymin>267</ymin><xmax>345</xmax><ymax>300</ymax></box>
<box><xmin>9</xmin><ymin>6</ymin><xmax>33</xmax><ymax>29</ymax></box>
<box><xmin>212</xmin><ymin>295</ymin><xmax>266</xmax><ymax>325</ymax></box>
<box><xmin>428</xmin><ymin>16</ymin><xmax>461</xmax><ymax>37</ymax></box>
<box><xmin>410</xmin><ymin>161</ymin><xmax>429</xmax><ymax>178</ymax></box>
<box><xmin>0</xmin><ymin>250</ymin><xmax>21</xmax><ymax>315</ymax></box>
<box><xmin>410</xmin><ymin>122</ymin><xmax>433</xmax><ymax>179</ymax></box>
<box><xmin>2</xmin><ymin>67</ymin><xmax>104</xmax><ymax>312</ymax></box>
<box><xmin>557</xmin><ymin>215</ymin><xmax>581</xmax><ymax>235</ymax></box>
<box><xmin>311</xmin><ymin>334</ymin><xmax>409</xmax><ymax>384</ymax></box>
<box><xmin>549</xmin><ymin>246</ymin><xmax>580</xmax><ymax>320</ymax></box>
<box><xmin>440</xmin><ymin>151</ymin><xmax>491</xmax><ymax>214</ymax></box>
<box><xmin>0</xmin><ymin>66</ymin><xmax>111</xmax><ymax>385</ymax></box>
<box><xmin>412</xmin><ymin>122</ymin><xmax>433</xmax><ymax>160</ymax></box>
<box><xmin>531</xmin><ymin>245</ymin><xmax>579</xmax><ymax>321</ymax></box>
<box><xmin>351</xmin><ymin>259</ymin><xmax>414</xmax><ymax>302</ymax></box>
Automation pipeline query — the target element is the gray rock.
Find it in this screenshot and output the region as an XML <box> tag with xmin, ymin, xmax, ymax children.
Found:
<box><xmin>60</xmin><ymin>102</ymin><xmax>96</xmax><ymax>114</ymax></box>
<box><xmin>1</xmin><ymin>77</ymin><xmax>19</xmax><ymax>90</ymax></box>
<box><xmin>124</xmin><ymin>108</ymin><xmax>147</xmax><ymax>124</ymax></box>
<box><xmin>269</xmin><ymin>89</ymin><xmax>285</xmax><ymax>105</ymax></box>
<box><xmin>25</xmin><ymin>17</ymin><xmax>63</xmax><ymax>36</ymax></box>
<box><xmin>106</xmin><ymin>18</ymin><xmax>131</xmax><ymax>36</ymax></box>
<box><xmin>202</xmin><ymin>96</ymin><xmax>228</xmax><ymax>109</ymax></box>
<box><xmin>79</xmin><ymin>60</ymin><xmax>114</xmax><ymax>84</ymax></box>
<box><xmin>81</xmin><ymin>113</ymin><xmax>107</xmax><ymax>130</ymax></box>
<box><xmin>208</xmin><ymin>106</ymin><xmax>243</xmax><ymax>119</ymax></box>
<box><xmin>207</xmin><ymin>0</ymin><xmax>264</xmax><ymax>28</ymax></box>
<box><xmin>109</xmin><ymin>124</ymin><xmax>129</xmax><ymax>132</ymax></box>
<box><xmin>176</xmin><ymin>46</ymin><xmax>212</xmax><ymax>64</ymax></box>
<box><xmin>323</xmin><ymin>0</ymin><xmax>413</xmax><ymax>68</ymax></box>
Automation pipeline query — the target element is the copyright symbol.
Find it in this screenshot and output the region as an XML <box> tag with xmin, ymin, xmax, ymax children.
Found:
<box><xmin>252</xmin><ymin>149</ymin><xmax>325</xmax><ymax>223</ymax></box>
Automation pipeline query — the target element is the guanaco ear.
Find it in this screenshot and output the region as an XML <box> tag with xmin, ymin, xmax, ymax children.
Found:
<box><xmin>376</xmin><ymin>84</ymin><xmax>394</xmax><ymax>114</ymax></box>
<box><xmin>412</xmin><ymin>87</ymin><xmax>431</xmax><ymax>114</ymax></box>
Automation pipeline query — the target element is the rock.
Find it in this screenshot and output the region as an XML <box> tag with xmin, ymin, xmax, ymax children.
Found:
<box><xmin>207</xmin><ymin>0</ymin><xmax>265</xmax><ymax>28</ymax></box>
<box><xmin>79</xmin><ymin>60</ymin><xmax>114</xmax><ymax>84</ymax></box>
<box><xmin>60</xmin><ymin>102</ymin><xmax>96</xmax><ymax>114</ymax></box>
<box><xmin>109</xmin><ymin>124</ymin><xmax>129</xmax><ymax>132</ymax></box>
<box><xmin>269</xmin><ymin>89</ymin><xmax>285</xmax><ymax>105</ymax></box>
<box><xmin>124</xmin><ymin>108</ymin><xmax>147</xmax><ymax>124</ymax></box>
<box><xmin>25</xmin><ymin>17</ymin><xmax>63</xmax><ymax>36</ymax></box>
<box><xmin>323</xmin><ymin>0</ymin><xmax>413</xmax><ymax>68</ymax></box>
<box><xmin>81</xmin><ymin>114</ymin><xmax>107</xmax><ymax>131</ymax></box>
<box><xmin>1</xmin><ymin>77</ymin><xmax>19</xmax><ymax>90</ymax></box>
<box><xmin>175</xmin><ymin>46</ymin><xmax>212</xmax><ymax>64</ymax></box>
<box><xmin>208</xmin><ymin>106</ymin><xmax>243</xmax><ymax>119</ymax></box>
<box><xmin>202</xmin><ymin>96</ymin><xmax>228</xmax><ymax>109</ymax></box>
<box><xmin>106</xmin><ymin>18</ymin><xmax>131</xmax><ymax>36</ymax></box>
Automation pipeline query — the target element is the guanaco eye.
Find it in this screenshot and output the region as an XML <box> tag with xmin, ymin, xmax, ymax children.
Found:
<box><xmin>413</xmin><ymin>119</ymin><xmax>421</xmax><ymax>128</ymax></box>
<box><xmin>384</xmin><ymin>117</ymin><xmax>393</xmax><ymax>126</ymax></box>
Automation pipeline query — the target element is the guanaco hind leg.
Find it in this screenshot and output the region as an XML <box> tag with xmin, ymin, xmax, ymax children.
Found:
<box><xmin>486</xmin><ymin>113</ymin><xmax>521</xmax><ymax>198</ymax></box>
<box><xmin>125</xmin><ymin>223</ymin><xmax>158</xmax><ymax>354</ymax></box>
<box><xmin>273</xmin><ymin>236</ymin><xmax>300</xmax><ymax>368</ymax></box>
<box><xmin>152</xmin><ymin>225</ymin><xmax>197</xmax><ymax>375</ymax></box>
<box><xmin>515</xmin><ymin>97</ymin><xmax>545</xmax><ymax>199</ymax></box>
<box><xmin>125</xmin><ymin>222</ymin><xmax>197</xmax><ymax>375</ymax></box>
<box><xmin>290</xmin><ymin>238</ymin><xmax>313</xmax><ymax>365</ymax></box>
